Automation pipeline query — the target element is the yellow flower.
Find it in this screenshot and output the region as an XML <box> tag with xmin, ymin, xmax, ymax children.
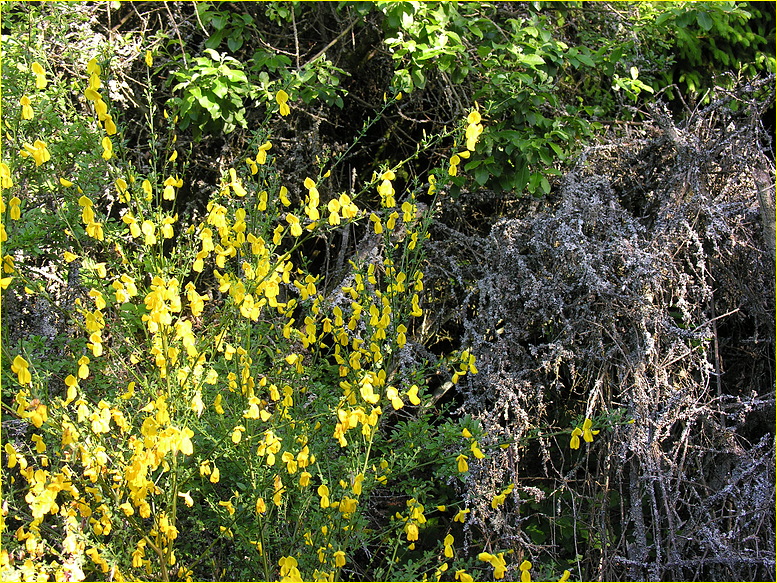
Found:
<box><xmin>448</xmin><ymin>153</ymin><xmax>461</xmax><ymax>176</ymax></box>
<box><xmin>478</xmin><ymin>552</ymin><xmax>507</xmax><ymax>580</ymax></box>
<box><xmin>0</xmin><ymin>163</ymin><xmax>13</xmax><ymax>188</ymax></box>
<box><xmin>161</xmin><ymin>216</ymin><xmax>176</xmax><ymax>239</ymax></box>
<box><xmin>406</xmin><ymin>384</ymin><xmax>421</xmax><ymax>405</ymax></box>
<box><xmin>86</xmin><ymin>221</ymin><xmax>104</xmax><ymax>241</ymax></box>
<box><xmin>276</xmin><ymin>89</ymin><xmax>290</xmax><ymax>116</ymax></box>
<box><xmin>256</xmin><ymin>497</ymin><xmax>267</xmax><ymax>514</ymax></box>
<box><xmin>456</xmin><ymin>454</ymin><xmax>469</xmax><ymax>473</ymax></box>
<box><xmin>520</xmin><ymin>560</ymin><xmax>532</xmax><ymax>582</ymax></box>
<box><xmin>444</xmin><ymin>534</ymin><xmax>454</xmax><ymax>558</ymax></box>
<box><xmin>11</xmin><ymin>355</ymin><xmax>31</xmax><ymax>385</ymax></box>
<box><xmin>104</xmin><ymin>114</ymin><xmax>117</xmax><ymax>135</ymax></box>
<box><xmin>231</xmin><ymin>425</ymin><xmax>245</xmax><ymax>444</ymax></box>
<box><xmin>582</xmin><ymin>417</ymin><xmax>600</xmax><ymax>442</ymax></box>
<box><xmin>210</xmin><ymin>465</ymin><xmax>220</xmax><ymax>483</ymax></box>
<box><xmin>466</xmin><ymin>109</ymin><xmax>484</xmax><ymax>151</ymax></box>
<box><xmin>78</xmin><ymin>356</ymin><xmax>90</xmax><ymax>379</ymax></box>
<box><xmin>87</xmin><ymin>57</ymin><xmax>101</xmax><ymax>75</ymax></box>
<box><xmin>333</xmin><ymin>550</ymin><xmax>346</xmax><ymax>568</ymax></box>
<box><xmin>64</xmin><ymin>375</ymin><xmax>78</xmax><ymax>405</ymax></box>
<box><xmin>141</xmin><ymin>220</ymin><xmax>156</xmax><ymax>245</ymax></box>
<box><xmin>225</xmin><ymin>168</ymin><xmax>246</xmax><ymax>197</ymax></box>
<box><xmin>31</xmin><ymin>62</ymin><xmax>47</xmax><ymax>89</ymax></box>
<box><xmin>145</xmin><ymin>50</ymin><xmax>153</xmax><ymax>67</ymax></box>
<box><xmin>20</xmin><ymin>140</ymin><xmax>51</xmax><ymax>166</ymax></box>
<box><xmin>569</xmin><ymin>427</ymin><xmax>583</xmax><ymax>449</ymax></box>
<box><xmin>352</xmin><ymin>472</ymin><xmax>364</xmax><ymax>495</ymax></box>
<box><xmin>115</xmin><ymin>178</ymin><xmax>129</xmax><ymax>202</ymax></box>
<box><xmin>191</xmin><ymin>390</ymin><xmax>205</xmax><ymax>418</ymax></box>
<box><xmin>95</xmin><ymin>98</ymin><xmax>108</xmax><ymax>119</ymax></box>
<box><xmin>84</xmin><ymin>87</ymin><xmax>100</xmax><ymax>101</ymax></box>
<box><xmin>318</xmin><ymin>484</ymin><xmax>330</xmax><ymax>508</ymax></box>
<box><xmin>273</xmin><ymin>474</ymin><xmax>285</xmax><ymax>506</ymax></box>
<box><xmin>179</xmin><ymin>491</ymin><xmax>194</xmax><ymax>507</ymax></box>
<box><xmin>29</xmin><ymin>404</ymin><xmax>48</xmax><ymax>428</ymax></box>
<box><xmin>9</xmin><ymin>197</ymin><xmax>21</xmax><ymax>220</ymax></box>
<box><xmin>214</xmin><ymin>393</ymin><xmax>225</xmax><ymax>415</ymax></box>
<box><xmin>256</xmin><ymin>141</ymin><xmax>272</xmax><ymax>164</ymax></box>
<box><xmin>30</xmin><ymin>433</ymin><xmax>46</xmax><ymax>453</ymax></box>
<box><xmin>20</xmin><ymin>95</ymin><xmax>33</xmax><ymax>120</ymax></box>
<box><xmin>246</xmin><ymin>157</ymin><xmax>258</xmax><ymax>175</ymax></box>
<box><xmin>122</xmin><ymin>213</ymin><xmax>141</xmax><ymax>238</ymax></box>
<box><xmin>453</xmin><ymin>508</ymin><xmax>470</xmax><ymax>523</ymax></box>
<box><xmin>101</xmin><ymin>136</ymin><xmax>113</xmax><ymax>160</ymax></box>
<box><xmin>369</xmin><ymin>212</ymin><xmax>383</xmax><ymax>234</ymax></box>
<box><xmin>455</xmin><ymin>569</ymin><xmax>474</xmax><ymax>582</ymax></box>
<box><xmin>286</xmin><ymin>213</ymin><xmax>302</xmax><ymax>237</ymax></box>
<box><xmin>279</xmin><ymin>185</ymin><xmax>291</xmax><ymax>206</ymax></box>
<box><xmin>218</xmin><ymin>500</ymin><xmax>236</xmax><ymax>516</ymax></box>
<box><xmin>405</xmin><ymin>522</ymin><xmax>419</xmax><ymax>541</ymax></box>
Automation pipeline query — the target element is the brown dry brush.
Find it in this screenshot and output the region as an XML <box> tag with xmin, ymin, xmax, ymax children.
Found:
<box><xmin>423</xmin><ymin>77</ymin><xmax>775</xmax><ymax>581</ymax></box>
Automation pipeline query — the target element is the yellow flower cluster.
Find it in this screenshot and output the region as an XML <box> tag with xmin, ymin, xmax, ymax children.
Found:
<box><xmin>377</xmin><ymin>170</ymin><xmax>397</xmax><ymax>207</ymax></box>
<box><xmin>276</xmin><ymin>89</ymin><xmax>291</xmax><ymax>116</ymax></box>
<box><xmin>396</xmin><ymin>498</ymin><xmax>428</xmax><ymax>549</ymax></box>
<box><xmin>83</xmin><ymin>57</ymin><xmax>117</xmax><ymax>141</ymax></box>
<box><xmin>16</xmin><ymin>64</ymin><xmax>47</xmax><ymax>166</ymax></box>
<box><xmin>452</xmin><ymin>349</ymin><xmax>478</xmax><ymax>384</ymax></box>
<box><xmin>19</xmin><ymin>139</ymin><xmax>50</xmax><ymax>167</ymax></box>
<box><xmin>491</xmin><ymin>483</ymin><xmax>514</xmax><ymax>510</ymax></box>
<box><xmin>448</xmin><ymin>149</ymin><xmax>470</xmax><ymax>176</ymax></box>
<box><xmin>465</xmin><ymin>109</ymin><xmax>484</xmax><ymax>151</ymax></box>
<box><xmin>1</xmin><ymin>47</ymin><xmax>505</xmax><ymax>580</ymax></box>
<box><xmin>570</xmin><ymin>418</ymin><xmax>599</xmax><ymax>449</ymax></box>
<box><xmin>78</xmin><ymin>194</ymin><xmax>104</xmax><ymax>241</ymax></box>
<box><xmin>478</xmin><ymin>551</ymin><xmax>507</xmax><ymax>579</ymax></box>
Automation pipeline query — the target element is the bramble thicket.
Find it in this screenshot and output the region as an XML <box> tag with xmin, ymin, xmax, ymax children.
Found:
<box><xmin>1</xmin><ymin>2</ymin><xmax>775</xmax><ymax>582</ymax></box>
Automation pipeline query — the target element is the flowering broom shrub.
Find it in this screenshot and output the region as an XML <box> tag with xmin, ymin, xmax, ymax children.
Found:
<box><xmin>0</xmin><ymin>32</ymin><xmax>577</xmax><ymax>582</ymax></box>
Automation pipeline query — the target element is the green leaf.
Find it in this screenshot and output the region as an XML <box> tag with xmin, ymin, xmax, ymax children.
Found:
<box><xmin>696</xmin><ymin>11</ymin><xmax>713</xmax><ymax>31</ymax></box>
<box><xmin>227</xmin><ymin>34</ymin><xmax>244</xmax><ymax>52</ymax></box>
<box><xmin>204</xmin><ymin>48</ymin><xmax>222</xmax><ymax>62</ymax></box>
<box><xmin>519</xmin><ymin>53</ymin><xmax>546</xmax><ymax>67</ymax></box>
<box><xmin>211</xmin><ymin>83</ymin><xmax>228</xmax><ymax>99</ymax></box>
<box><xmin>411</xmin><ymin>68</ymin><xmax>426</xmax><ymax>89</ymax></box>
<box><xmin>205</xmin><ymin>30</ymin><xmax>225</xmax><ymax>50</ymax></box>
<box><xmin>210</xmin><ymin>14</ymin><xmax>226</xmax><ymax>30</ymax></box>
<box><xmin>477</xmin><ymin>44</ymin><xmax>492</xmax><ymax>58</ymax></box>
<box><xmin>577</xmin><ymin>53</ymin><xmax>595</xmax><ymax>67</ymax></box>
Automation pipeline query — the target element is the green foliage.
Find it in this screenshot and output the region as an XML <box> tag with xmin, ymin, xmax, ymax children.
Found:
<box><xmin>169</xmin><ymin>48</ymin><xmax>256</xmax><ymax>138</ymax></box>
<box><xmin>650</xmin><ymin>1</ymin><xmax>775</xmax><ymax>96</ymax></box>
<box><xmin>197</xmin><ymin>3</ymin><xmax>257</xmax><ymax>53</ymax></box>
<box><xmin>195</xmin><ymin>1</ymin><xmax>349</xmax><ymax>110</ymax></box>
<box><xmin>376</xmin><ymin>2</ymin><xmax>603</xmax><ymax>193</ymax></box>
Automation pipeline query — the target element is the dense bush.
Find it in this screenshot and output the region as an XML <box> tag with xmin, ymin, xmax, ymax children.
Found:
<box><xmin>1</xmin><ymin>2</ymin><xmax>774</xmax><ymax>582</ymax></box>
